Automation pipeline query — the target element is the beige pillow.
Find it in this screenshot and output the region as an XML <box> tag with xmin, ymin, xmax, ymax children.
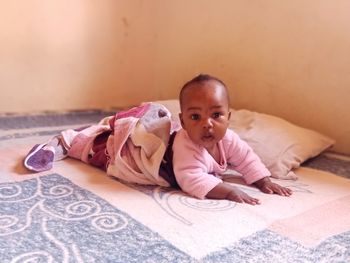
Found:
<box><xmin>229</xmin><ymin>109</ymin><xmax>335</xmax><ymax>179</ymax></box>
<box><xmin>155</xmin><ymin>100</ymin><xmax>335</xmax><ymax>180</ymax></box>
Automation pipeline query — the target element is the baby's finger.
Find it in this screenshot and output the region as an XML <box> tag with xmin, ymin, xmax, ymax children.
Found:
<box><xmin>230</xmin><ymin>195</ymin><xmax>244</xmax><ymax>203</ymax></box>
<box><xmin>261</xmin><ymin>186</ymin><xmax>274</xmax><ymax>194</ymax></box>
<box><xmin>243</xmin><ymin>196</ymin><xmax>261</xmax><ymax>205</ymax></box>
<box><xmin>281</xmin><ymin>187</ymin><xmax>292</xmax><ymax>196</ymax></box>
<box><xmin>274</xmin><ymin>186</ymin><xmax>292</xmax><ymax>196</ymax></box>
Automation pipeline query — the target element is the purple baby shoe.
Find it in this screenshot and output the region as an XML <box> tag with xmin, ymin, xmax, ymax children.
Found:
<box><xmin>23</xmin><ymin>143</ymin><xmax>55</xmax><ymax>172</ymax></box>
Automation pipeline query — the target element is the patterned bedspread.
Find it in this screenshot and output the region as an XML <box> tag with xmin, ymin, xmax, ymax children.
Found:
<box><xmin>1</xmin><ymin>110</ymin><xmax>349</xmax><ymax>263</ymax></box>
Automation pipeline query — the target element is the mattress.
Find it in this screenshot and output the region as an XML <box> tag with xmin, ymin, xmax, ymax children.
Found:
<box><xmin>0</xmin><ymin>110</ymin><xmax>349</xmax><ymax>263</ymax></box>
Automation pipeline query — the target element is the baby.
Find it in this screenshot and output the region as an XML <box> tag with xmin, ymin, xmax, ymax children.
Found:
<box><xmin>171</xmin><ymin>74</ymin><xmax>292</xmax><ymax>205</ymax></box>
<box><xmin>24</xmin><ymin>74</ymin><xmax>291</xmax><ymax>205</ymax></box>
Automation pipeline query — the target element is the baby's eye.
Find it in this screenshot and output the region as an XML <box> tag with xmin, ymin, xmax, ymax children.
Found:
<box><xmin>212</xmin><ymin>112</ymin><xmax>222</xmax><ymax>118</ymax></box>
<box><xmin>190</xmin><ymin>114</ymin><xmax>200</xmax><ymax>120</ymax></box>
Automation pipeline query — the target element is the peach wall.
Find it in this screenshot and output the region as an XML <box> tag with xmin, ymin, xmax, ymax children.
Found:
<box><xmin>0</xmin><ymin>0</ymin><xmax>157</xmax><ymax>111</ymax></box>
<box><xmin>152</xmin><ymin>0</ymin><xmax>350</xmax><ymax>155</ymax></box>
<box><xmin>0</xmin><ymin>1</ymin><xmax>349</xmax><ymax>154</ymax></box>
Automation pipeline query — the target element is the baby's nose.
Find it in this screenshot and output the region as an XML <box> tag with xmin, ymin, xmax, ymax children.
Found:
<box><xmin>202</xmin><ymin>118</ymin><xmax>213</xmax><ymax>128</ymax></box>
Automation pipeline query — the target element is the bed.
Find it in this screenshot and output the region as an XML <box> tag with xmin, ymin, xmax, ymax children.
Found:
<box><xmin>1</xmin><ymin>101</ymin><xmax>349</xmax><ymax>263</ymax></box>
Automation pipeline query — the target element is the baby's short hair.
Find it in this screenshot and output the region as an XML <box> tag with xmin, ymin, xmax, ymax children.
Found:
<box><xmin>179</xmin><ymin>74</ymin><xmax>229</xmax><ymax>108</ymax></box>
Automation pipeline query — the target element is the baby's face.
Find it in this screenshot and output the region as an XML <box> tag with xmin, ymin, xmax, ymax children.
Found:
<box><xmin>179</xmin><ymin>80</ymin><xmax>231</xmax><ymax>152</ymax></box>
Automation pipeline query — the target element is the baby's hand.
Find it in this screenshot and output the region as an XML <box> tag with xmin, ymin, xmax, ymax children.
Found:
<box><xmin>206</xmin><ymin>183</ymin><xmax>260</xmax><ymax>205</ymax></box>
<box><xmin>253</xmin><ymin>177</ymin><xmax>292</xmax><ymax>196</ymax></box>
<box><xmin>226</xmin><ymin>186</ymin><xmax>261</xmax><ymax>205</ymax></box>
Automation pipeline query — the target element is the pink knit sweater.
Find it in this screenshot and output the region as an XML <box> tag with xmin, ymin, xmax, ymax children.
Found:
<box><xmin>172</xmin><ymin>129</ymin><xmax>271</xmax><ymax>199</ymax></box>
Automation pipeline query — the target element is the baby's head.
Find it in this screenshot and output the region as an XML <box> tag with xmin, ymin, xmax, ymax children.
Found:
<box><xmin>179</xmin><ymin>74</ymin><xmax>230</xmax><ymax>110</ymax></box>
<box><xmin>179</xmin><ymin>74</ymin><xmax>231</xmax><ymax>151</ymax></box>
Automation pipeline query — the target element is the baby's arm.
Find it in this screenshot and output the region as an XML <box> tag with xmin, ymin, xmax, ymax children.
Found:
<box><xmin>224</xmin><ymin>130</ymin><xmax>292</xmax><ymax>196</ymax></box>
<box><xmin>206</xmin><ymin>182</ymin><xmax>260</xmax><ymax>205</ymax></box>
<box><xmin>253</xmin><ymin>177</ymin><xmax>292</xmax><ymax>196</ymax></box>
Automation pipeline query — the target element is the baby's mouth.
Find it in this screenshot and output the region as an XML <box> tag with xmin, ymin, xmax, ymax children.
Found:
<box><xmin>202</xmin><ymin>134</ymin><xmax>214</xmax><ymax>141</ymax></box>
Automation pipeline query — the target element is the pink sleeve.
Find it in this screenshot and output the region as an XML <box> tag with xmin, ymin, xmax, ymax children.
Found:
<box><xmin>223</xmin><ymin>129</ymin><xmax>271</xmax><ymax>184</ymax></box>
<box><xmin>172</xmin><ymin>130</ymin><xmax>222</xmax><ymax>199</ymax></box>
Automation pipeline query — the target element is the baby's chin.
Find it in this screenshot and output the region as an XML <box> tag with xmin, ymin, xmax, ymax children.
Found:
<box><xmin>199</xmin><ymin>137</ymin><xmax>220</xmax><ymax>148</ymax></box>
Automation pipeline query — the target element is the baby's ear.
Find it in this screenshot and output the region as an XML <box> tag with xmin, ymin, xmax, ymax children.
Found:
<box><xmin>179</xmin><ymin>113</ymin><xmax>185</xmax><ymax>129</ymax></box>
<box><xmin>228</xmin><ymin>111</ymin><xmax>232</xmax><ymax>121</ymax></box>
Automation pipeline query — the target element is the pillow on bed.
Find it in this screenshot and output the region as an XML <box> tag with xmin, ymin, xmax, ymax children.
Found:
<box><xmin>228</xmin><ymin>109</ymin><xmax>335</xmax><ymax>180</ymax></box>
<box><xmin>155</xmin><ymin>99</ymin><xmax>335</xmax><ymax>180</ymax></box>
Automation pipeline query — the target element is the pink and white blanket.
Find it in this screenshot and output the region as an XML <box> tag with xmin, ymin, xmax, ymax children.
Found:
<box><xmin>60</xmin><ymin>102</ymin><xmax>178</xmax><ymax>186</ymax></box>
